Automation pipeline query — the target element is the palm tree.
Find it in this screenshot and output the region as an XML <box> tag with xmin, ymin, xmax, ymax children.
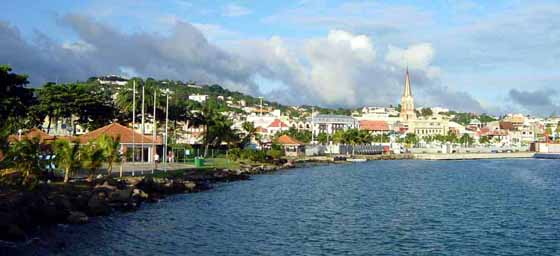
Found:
<box><xmin>53</xmin><ymin>140</ymin><xmax>81</xmax><ymax>183</ymax></box>
<box><xmin>7</xmin><ymin>137</ymin><xmax>44</xmax><ymax>185</ymax></box>
<box><xmin>241</xmin><ymin>121</ymin><xmax>257</xmax><ymax>147</ymax></box>
<box><xmin>81</xmin><ymin>142</ymin><xmax>105</xmax><ymax>182</ymax></box>
<box><xmin>98</xmin><ymin>135</ymin><xmax>121</xmax><ymax>177</ymax></box>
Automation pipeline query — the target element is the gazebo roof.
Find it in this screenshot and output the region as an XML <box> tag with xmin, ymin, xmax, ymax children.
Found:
<box><xmin>275</xmin><ymin>135</ymin><xmax>304</xmax><ymax>145</ymax></box>
<box><xmin>79</xmin><ymin>123</ymin><xmax>163</xmax><ymax>144</ymax></box>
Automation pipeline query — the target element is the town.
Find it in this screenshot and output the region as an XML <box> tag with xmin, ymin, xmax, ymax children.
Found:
<box><xmin>3</xmin><ymin>65</ymin><xmax>560</xmax><ymax>170</ymax></box>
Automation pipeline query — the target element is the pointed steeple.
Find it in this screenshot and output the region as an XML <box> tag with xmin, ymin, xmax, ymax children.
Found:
<box><xmin>403</xmin><ymin>66</ymin><xmax>412</xmax><ymax>97</ymax></box>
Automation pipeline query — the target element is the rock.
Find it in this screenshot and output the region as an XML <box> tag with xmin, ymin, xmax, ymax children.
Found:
<box><xmin>93</xmin><ymin>181</ymin><xmax>117</xmax><ymax>193</ymax></box>
<box><xmin>132</xmin><ymin>189</ymin><xmax>149</xmax><ymax>200</ymax></box>
<box><xmin>183</xmin><ymin>181</ymin><xmax>196</xmax><ymax>191</ymax></box>
<box><xmin>87</xmin><ymin>192</ymin><xmax>110</xmax><ymax>216</ymax></box>
<box><xmin>109</xmin><ymin>188</ymin><xmax>133</xmax><ymax>203</ymax></box>
<box><xmin>66</xmin><ymin>211</ymin><xmax>89</xmax><ymax>224</ymax></box>
<box><xmin>0</xmin><ymin>224</ymin><xmax>26</xmax><ymax>241</ymax></box>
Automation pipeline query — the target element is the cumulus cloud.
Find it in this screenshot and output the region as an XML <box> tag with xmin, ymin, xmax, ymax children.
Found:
<box><xmin>0</xmin><ymin>15</ymin><xmax>258</xmax><ymax>94</ymax></box>
<box><xmin>231</xmin><ymin>30</ymin><xmax>483</xmax><ymax>111</ymax></box>
<box><xmin>0</xmin><ymin>15</ymin><xmax>484</xmax><ymax>112</ymax></box>
<box><xmin>509</xmin><ymin>88</ymin><xmax>560</xmax><ymax>115</ymax></box>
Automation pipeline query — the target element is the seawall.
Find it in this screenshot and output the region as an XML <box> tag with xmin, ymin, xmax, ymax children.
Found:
<box><xmin>414</xmin><ymin>152</ymin><xmax>535</xmax><ymax>160</ymax></box>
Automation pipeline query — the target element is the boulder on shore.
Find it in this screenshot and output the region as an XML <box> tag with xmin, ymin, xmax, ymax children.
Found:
<box><xmin>66</xmin><ymin>211</ymin><xmax>89</xmax><ymax>224</ymax></box>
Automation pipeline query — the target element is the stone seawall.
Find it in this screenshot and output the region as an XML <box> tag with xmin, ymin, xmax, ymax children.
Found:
<box><xmin>414</xmin><ymin>152</ymin><xmax>535</xmax><ymax>160</ymax></box>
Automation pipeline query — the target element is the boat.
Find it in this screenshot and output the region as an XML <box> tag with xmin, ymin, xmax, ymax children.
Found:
<box><xmin>346</xmin><ymin>158</ymin><xmax>367</xmax><ymax>162</ymax></box>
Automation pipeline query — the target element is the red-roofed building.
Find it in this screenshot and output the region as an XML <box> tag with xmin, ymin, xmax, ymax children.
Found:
<box><xmin>275</xmin><ymin>135</ymin><xmax>305</xmax><ymax>157</ymax></box>
<box><xmin>267</xmin><ymin>119</ymin><xmax>290</xmax><ymax>135</ymax></box>
<box><xmin>79</xmin><ymin>123</ymin><xmax>163</xmax><ymax>162</ymax></box>
<box><xmin>359</xmin><ymin>120</ymin><xmax>390</xmax><ymax>134</ymax></box>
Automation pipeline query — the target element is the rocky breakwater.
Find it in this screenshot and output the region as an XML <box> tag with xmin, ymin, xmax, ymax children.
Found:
<box><xmin>0</xmin><ymin>169</ymin><xmax>252</xmax><ymax>242</ymax></box>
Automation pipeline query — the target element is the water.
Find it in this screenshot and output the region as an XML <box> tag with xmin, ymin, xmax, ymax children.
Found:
<box><xmin>7</xmin><ymin>159</ymin><xmax>560</xmax><ymax>255</ymax></box>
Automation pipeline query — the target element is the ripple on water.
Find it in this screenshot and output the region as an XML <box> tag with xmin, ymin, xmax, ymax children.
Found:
<box><xmin>7</xmin><ymin>159</ymin><xmax>560</xmax><ymax>256</ymax></box>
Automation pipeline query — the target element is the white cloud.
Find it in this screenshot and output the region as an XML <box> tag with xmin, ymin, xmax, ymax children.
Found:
<box><xmin>222</xmin><ymin>4</ymin><xmax>252</xmax><ymax>17</ymax></box>
<box><xmin>385</xmin><ymin>43</ymin><xmax>440</xmax><ymax>78</ymax></box>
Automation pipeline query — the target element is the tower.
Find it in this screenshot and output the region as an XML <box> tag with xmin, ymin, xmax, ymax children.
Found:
<box><xmin>400</xmin><ymin>67</ymin><xmax>417</xmax><ymax>121</ymax></box>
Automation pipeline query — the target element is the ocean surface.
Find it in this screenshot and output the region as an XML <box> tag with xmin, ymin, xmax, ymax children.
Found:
<box><xmin>5</xmin><ymin>159</ymin><xmax>560</xmax><ymax>255</ymax></box>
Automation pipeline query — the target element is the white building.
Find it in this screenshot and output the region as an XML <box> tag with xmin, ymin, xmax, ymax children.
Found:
<box><xmin>188</xmin><ymin>94</ymin><xmax>209</xmax><ymax>103</ymax></box>
<box><xmin>310</xmin><ymin>114</ymin><xmax>359</xmax><ymax>135</ymax></box>
<box><xmin>97</xmin><ymin>75</ymin><xmax>128</xmax><ymax>86</ymax></box>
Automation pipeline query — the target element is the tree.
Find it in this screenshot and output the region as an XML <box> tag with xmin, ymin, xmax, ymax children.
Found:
<box><xmin>240</xmin><ymin>121</ymin><xmax>260</xmax><ymax>147</ymax></box>
<box><xmin>459</xmin><ymin>134</ymin><xmax>473</xmax><ymax>147</ymax></box>
<box><xmin>317</xmin><ymin>132</ymin><xmax>328</xmax><ymax>144</ymax></box>
<box><xmin>81</xmin><ymin>142</ymin><xmax>106</xmax><ymax>181</ymax></box>
<box><xmin>479</xmin><ymin>136</ymin><xmax>491</xmax><ymax>144</ymax></box>
<box><xmin>0</xmin><ymin>65</ymin><xmax>37</xmax><ymax>133</ymax></box>
<box><xmin>6</xmin><ymin>137</ymin><xmax>44</xmax><ymax>186</ymax></box>
<box><xmin>53</xmin><ymin>140</ymin><xmax>81</xmax><ymax>183</ymax></box>
<box><xmin>98</xmin><ymin>135</ymin><xmax>121</xmax><ymax>177</ymax></box>
<box><xmin>198</xmin><ymin>105</ymin><xmax>240</xmax><ymax>157</ymax></box>
<box><xmin>420</xmin><ymin>108</ymin><xmax>433</xmax><ymax>116</ymax></box>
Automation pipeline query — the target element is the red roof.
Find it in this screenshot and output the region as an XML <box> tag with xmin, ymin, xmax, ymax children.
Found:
<box><xmin>79</xmin><ymin>123</ymin><xmax>163</xmax><ymax>144</ymax></box>
<box><xmin>276</xmin><ymin>135</ymin><xmax>304</xmax><ymax>145</ymax></box>
<box><xmin>359</xmin><ymin>120</ymin><xmax>389</xmax><ymax>131</ymax></box>
<box><xmin>268</xmin><ymin>119</ymin><xmax>289</xmax><ymax>128</ymax></box>
<box><xmin>255</xmin><ymin>126</ymin><xmax>268</xmax><ymax>133</ymax></box>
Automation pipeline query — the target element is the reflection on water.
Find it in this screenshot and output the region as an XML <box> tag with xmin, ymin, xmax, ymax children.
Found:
<box><xmin>6</xmin><ymin>159</ymin><xmax>560</xmax><ymax>256</ymax></box>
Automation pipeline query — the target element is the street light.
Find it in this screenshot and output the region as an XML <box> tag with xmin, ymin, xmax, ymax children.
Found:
<box><xmin>164</xmin><ymin>88</ymin><xmax>170</xmax><ymax>173</ymax></box>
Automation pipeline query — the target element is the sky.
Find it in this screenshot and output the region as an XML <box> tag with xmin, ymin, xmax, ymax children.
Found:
<box><xmin>1</xmin><ymin>0</ymin><xmax>560</xmax><ymax>116</ymax></box>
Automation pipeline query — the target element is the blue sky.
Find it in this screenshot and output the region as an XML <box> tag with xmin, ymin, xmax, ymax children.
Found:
<box><xmin>2</xmin><ymin>0</ymin><xmax>560</xmax><ymax>115</ymax></box>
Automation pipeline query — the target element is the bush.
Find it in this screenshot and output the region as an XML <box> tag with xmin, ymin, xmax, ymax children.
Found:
<box><xmin>266</xmin><ymin>149</ymin><xmax>284</xmax><ymax>160</ymax></box>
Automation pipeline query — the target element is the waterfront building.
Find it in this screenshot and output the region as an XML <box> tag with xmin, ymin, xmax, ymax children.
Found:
<box><xmin>79</xmin><ymin>123</ymin><xmax>163</xmax><ymax>162</ymax></box>
<box><xmin>359</xmin><ymin>120</ymin><xmax>390</xmax><ymax>135</ymax></box>
<box><xmin>310</xmin><ymin>114</ymin><xmax>359</xmax><ymax>135</ymax></box>
<box><xmin>276</xmin><ymin>135</ymin><xmax>305</xmax><ymax>157</ymax></box>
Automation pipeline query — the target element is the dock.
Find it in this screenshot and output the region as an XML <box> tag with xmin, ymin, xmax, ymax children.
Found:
<box><xmin>414</xmin><ymin>152</ymin><xmax>535</xmax><ymax>160</ymax></box>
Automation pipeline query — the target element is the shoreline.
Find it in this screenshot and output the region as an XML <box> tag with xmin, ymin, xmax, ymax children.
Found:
<box><xmin>0</xmin><ymin>153</ymin><xmax>544</xmax><ymax>243</ymax></box>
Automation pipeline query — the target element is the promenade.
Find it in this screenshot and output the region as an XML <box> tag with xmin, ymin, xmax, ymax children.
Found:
<box><xmin>414</xmin><ymin>152</ymin><xmax>535</xmax><ymax>160</ymax></box>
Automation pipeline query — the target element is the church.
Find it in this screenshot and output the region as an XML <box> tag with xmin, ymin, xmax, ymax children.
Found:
<box><xmin>399</xmin><ymin>68</ymin><xmax>449</xmax><ymax>137</ymax></box>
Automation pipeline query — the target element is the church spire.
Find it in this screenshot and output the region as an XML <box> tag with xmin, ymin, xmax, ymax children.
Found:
<box><xmin>403</xmin><ymin>66</ymin><xmax>412</xmax><ymax>97</ymax></box>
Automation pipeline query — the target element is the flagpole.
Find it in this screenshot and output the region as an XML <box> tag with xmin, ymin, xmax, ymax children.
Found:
<box><xmin>141</xmin><ymin>83</ymin><xmax>145</xmax><ymax>168</ymax></box>
<box><xmin>164</xmin><ymin>88</ymin><xmax>169</xmax><ymax>172</ymax></box>
<box><xmin>132</xmin><ymin>80</ymin><xmax>136</xmax><ymax>176</ymax></box>
<box><xmin>152</xmin><ymin>88</ymin><xmax>157</xmax><ymax>174</ymax></box>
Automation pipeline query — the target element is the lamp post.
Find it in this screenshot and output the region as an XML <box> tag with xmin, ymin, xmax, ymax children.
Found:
<box><xmin>164</xmin><ymin>88</ymin><xmax>170</xmax><ymax>172</ymax></box>
<box><xmin>141</xmin><ymin>83</ymin><xmax>145</xmax><ymax>167</ymax></box>
<box><xmin>152</xmin><ymin>88</ymin><xmax>157</xmax><ymax>174</ymax></box>
<box><xmin>132</xmin><ymin>80</ymin><xmax>136</xmax><ymax>176</ymax></box>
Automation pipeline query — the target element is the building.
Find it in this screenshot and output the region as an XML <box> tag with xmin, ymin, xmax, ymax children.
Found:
<box><xmin>310</xmin><ymin>114</ymin><xmax>359</xmax><ymax>135</ymax></box>
<box><xmin>359</xmin><ymin>120</ymin><xmax>390</xmax><ymax>135</ymax></box>
<box><xmin>97</xmin><ymin>75</ymin><xmax>128</xmax><ymax>86</ymax></box>
<box><xmin>267</xmin><ymin>119</ymin><xmax>290</xmax><ymax>135</ymax></box>
<box><xmin>398</xmin><ymin>68</ymin><xmax>449</xmax><ymax>137</ymax></box>
<box><xmin>399</xmin><ymin>68</ymin><xmax>417</xmax><ymax>121</ymax></box>
<box><xmin>276</xmin><ymin>135</ymin><xmax>305</xmax><ymax>157</ymax></box>
<box><xmin>79</xmin><ymin>123</ymin><xmax>163</xmax><ymax>162</ymax></box>
<box><xmin>188</xmin><ymin>94</ymin><xmax>209</xmax><ymax>103</ymax></box>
